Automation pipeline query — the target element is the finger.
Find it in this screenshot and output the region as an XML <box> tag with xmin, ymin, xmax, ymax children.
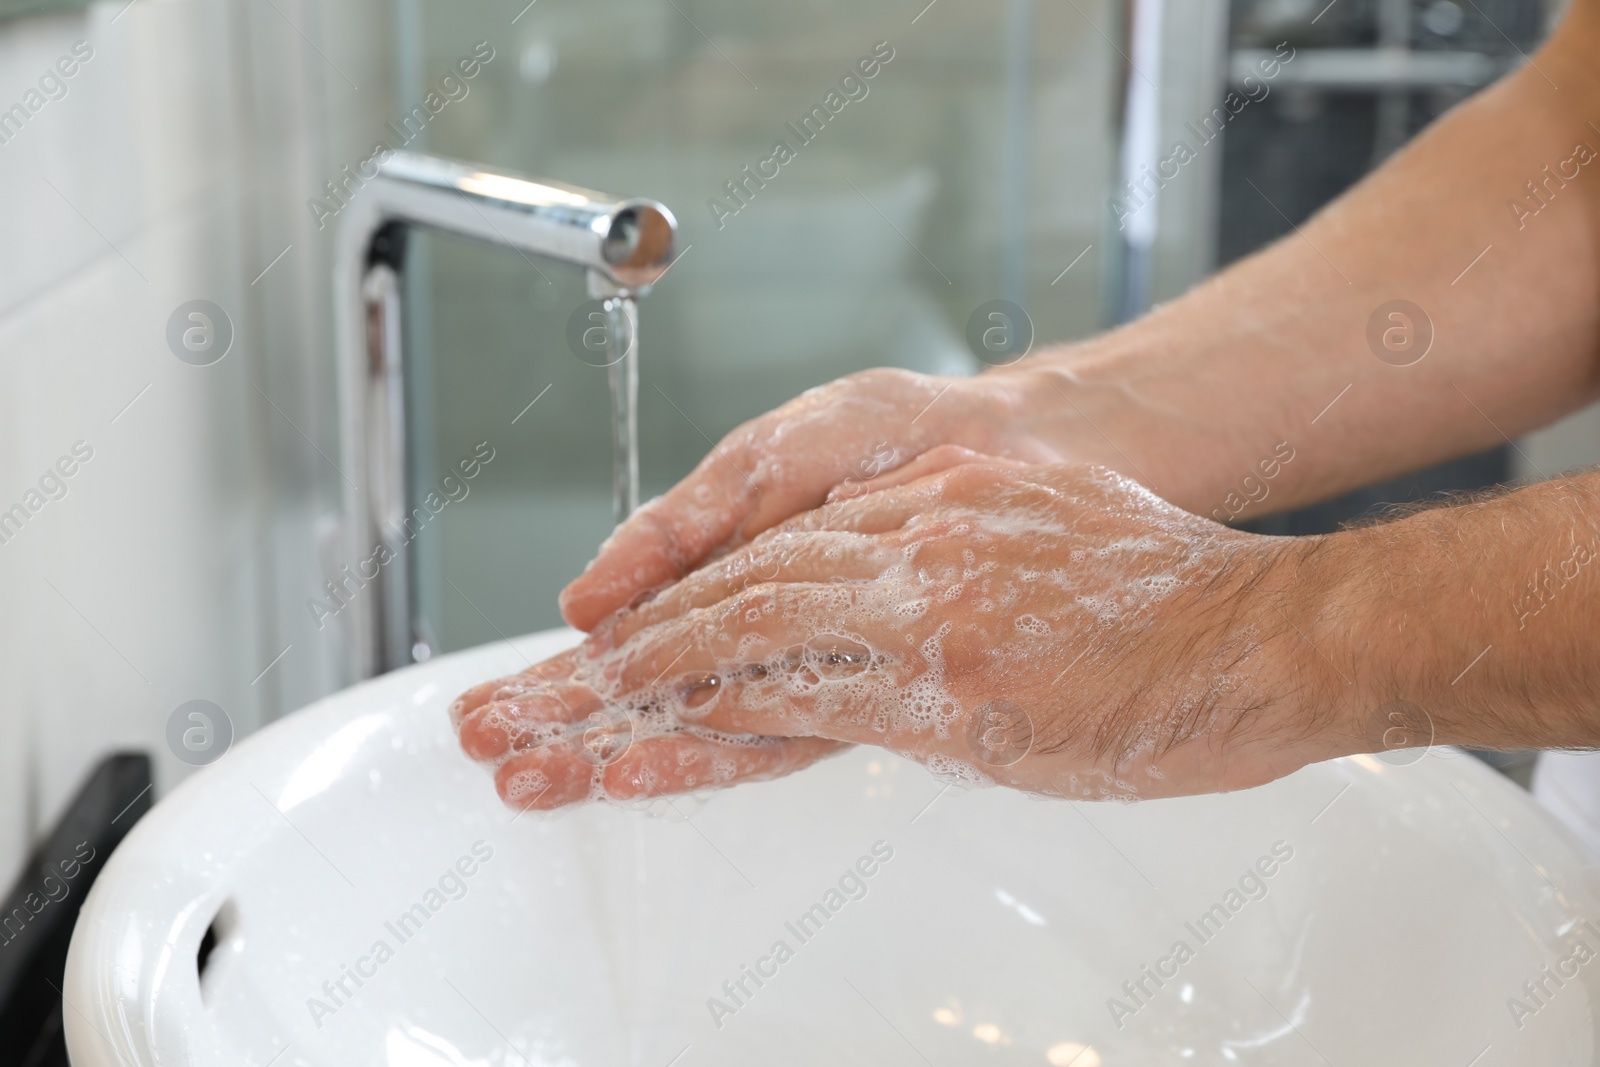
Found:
<box><xmin>597</xmin><ymin>531</ymin><xmax>899</xmax><ymax>650</ymax></box>
<box><xmin>826</xmin><ymin>445</ymin><xmax>1024</xmax><ymax>502</ymax></box>
<box><xmin>559</xmin><ymin>373</ymin><xmax>960</xmax><ymax>632</ymax></box>
<box><xmin>495</xmin><ymin>743</ymin><xmax>599</xmax><ymax>809</ymax></box>
<box><xmin>559</xmin><ymin>440</ymin><xmax>760</xmax><ymax>632</ymax></box>
<box><xmin>476</xmin><ymin>575</ymin><xmax>915</xmax><ymax>767</ymax></box>
<box><xmin>448</xmin><ymin>649</ymin><xmax>582</xmax><ymax>728</ymax></box>
<box><xmin>770</xmin><ymin>458</ymin><xmax>1079</xmax><ymax>548</ymax></box>
<box><xmin>606</xmin><ymin>586</ymin><xmax>918</xmax><ymax>749</ymax></box>
<box><xmin>601</xmin><ymin>734</ymin><xmax>849</xmax><ymax>803</ymax></box>
<box><xmin>1022</xmin><ymin>462</ymin><xmax>1191</xmax><ymax>522</ymax></box>
<box><xmin>457</xmin><ymin>677</ymin><xmax>605</xmax><ymax>762</ymax></box>
<box><xmin>493</xmin><ymin>734</ymin><xmax>847</xmax><ymax>810</ymax></box>
<box><xmin>762</xmin><ymin>483</ymin><xmax>932</xmax><ymax>540</ymax></box>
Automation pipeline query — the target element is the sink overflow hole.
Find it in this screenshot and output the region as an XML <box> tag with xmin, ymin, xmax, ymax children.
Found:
<box><xmin>196</xmin><ymin>920</ymin><xmax>219</xmax><ymax>979</ymax></box>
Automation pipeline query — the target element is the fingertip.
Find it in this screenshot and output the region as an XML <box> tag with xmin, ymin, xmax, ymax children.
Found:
<box><xmin>559</xmin><ymin>562</ymin><xmax>633</xmax><ymax>632</ymax></box>
<box><xmin>448</xmin><ymin>681</ymin><xmax>502</xmax><ymax>728</ymax></box>
<box><xmin>560</xmin><ymin>531</ymin><xmax>678</xmax><ymax>632</ymax></box>
<box><xmin>557</xmin><ymin>582</ymin><xmax>605</xmax><ymax>632</ymax></box>
<box><xmin>601</xmin><ymin>743</ymin><xmax>683</xmax><ymax>802</ymax></box>
<box><xmin>450</xmin><ymin>654</ymin><xmax>582</xmax><ymax>726</ymax></box>
<box><xmin>458</xmin><ymin>706</ymin><xmax>511</xmax><ymax>761</ymax></box>
<box><xmin>563</xmin><ymin>463</ymin><xmax>762</xmax><ymax>629</ymax></box>
<box><xmin>495</xmin><ymin>748</ymin><xmax>593</xmax><ymax>810</ymax></box>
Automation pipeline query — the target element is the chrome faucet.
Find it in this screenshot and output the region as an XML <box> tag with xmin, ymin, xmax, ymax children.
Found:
<box><xmin>333</xmin><ymin>152</ymin><xmax>678</xmax><ymax>679</ymax></box>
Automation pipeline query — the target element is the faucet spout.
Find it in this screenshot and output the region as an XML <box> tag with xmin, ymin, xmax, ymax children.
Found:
<box><xmin>332</xmin><ymin>153</ymin><xmax>677</xmax><ymax>678</ymax></box>
<box><xmin>366</xmin><ymin>152</ymin><xmax>677</xmax><ymax>291</ymax></box>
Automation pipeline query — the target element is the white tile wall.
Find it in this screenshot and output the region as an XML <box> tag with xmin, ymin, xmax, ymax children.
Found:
<box><xmin>0</xmin><ymin>0</ymin><xmax>392</xmax><ymax>887</ymax></box>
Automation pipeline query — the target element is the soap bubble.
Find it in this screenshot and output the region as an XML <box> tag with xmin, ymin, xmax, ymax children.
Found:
<box><xmin>805</xmin><ymin>634</ymin><xmax>872</xmax><ymax>679</ymax></box>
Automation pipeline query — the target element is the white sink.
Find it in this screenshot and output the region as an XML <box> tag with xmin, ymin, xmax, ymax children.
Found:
<box><xmin>64</xmin><ymin>628</ymin><xmax>1600</xmax><ymax>1065</ymax></box>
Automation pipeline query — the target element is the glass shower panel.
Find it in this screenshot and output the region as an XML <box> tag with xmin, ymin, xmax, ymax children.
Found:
<box><xmin>398</xmin><ymin>0</ymin><xmax>1121</xmax><ymax>652</ymax></box>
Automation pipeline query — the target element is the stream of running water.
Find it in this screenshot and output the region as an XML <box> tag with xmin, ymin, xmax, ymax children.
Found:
<box><xmin>604</xmin><ymin>295</ymin><xmax>640</xmax><ymax>525</ymax></box>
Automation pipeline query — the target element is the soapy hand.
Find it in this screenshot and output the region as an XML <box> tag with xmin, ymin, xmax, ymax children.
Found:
<box><xmin>556</xmin><ymin>366</ymin><xmax>1127</xmax><ymax>632</ymax></box>
<box><xmin>453</xmin><ymin>462</ymin><xmax>1357</xmax><ymax>808</ymax></box>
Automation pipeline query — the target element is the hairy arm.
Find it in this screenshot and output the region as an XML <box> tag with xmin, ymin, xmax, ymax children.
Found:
<box><xmin>1012</xmin><ymin>1</ymin><xmax>1600</xmax><ymax>522</ymax></box>
<box><xmin>453</xmin><ymin>12</ymin><xmax>1600</xmax><ymax>805</ymax></box>
<box><xmin>454</xmin><ymin>462</ymin><xmax>1600</xmax><ymax>811</ymax></box>
<box><xmin>561</xmin><ymin>3</ymin><xmax>1600</xmax><ymax>630</ymax></box>
<box><xmin>1320</xmin><ymin>470</ymin><xmax>1600</xmax><ymax>752</ymax></box>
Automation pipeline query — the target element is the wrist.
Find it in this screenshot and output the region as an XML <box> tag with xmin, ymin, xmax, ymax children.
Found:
<box><xmin>993</xmin><ymin>356</ymin><xmax>1184</xmax><ymax>494</ymax></box>
<box><xmin>1126</xmin><ymin>528</ymin><xmax>1365</xmax><ymax>790</ymax></box>
<box><xmin>1243</xmin><ymin>531</ymin><xmax>1373</xmax><ymax>766</ymax></box>
<box><xmin>1006</xmin><ymin>347</ymin><xmax>1263</xmax><ymax>520</ymax></box>
<box><xmin>1288</xmin><ymin>528</ymin><xmax>1410</xmax><ymax>759</ymax></box>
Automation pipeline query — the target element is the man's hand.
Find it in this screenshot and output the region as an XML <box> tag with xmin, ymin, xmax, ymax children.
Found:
<box><xmin>557</xmin><ymin>367</ymin><xmax>1133</xmax><ymax>632</ymax></box>
<box><xmin>563</xmin><ymin>1</ymin><xmax>1600</xmax><ymax>639</ymax></box>
<box><xmin>457</xmin><ymin>463</ymin><xmax>1357</xmax><ymax>809</ymax></box>
<box><xmin>484</xmin><ymin>0</ymin><xmax>1600</xmax><ymax>804</ymax></box>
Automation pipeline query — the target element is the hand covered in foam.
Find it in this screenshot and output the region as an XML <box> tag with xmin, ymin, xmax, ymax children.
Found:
<box><xmin>452</xmin><ymin>462</ymin><xmax>1358</xmax><ymax>809</ymax></box>
<box><xmin>557</xmin><ymin>366</ymin><xmax>1123</xmax><ymax>631</ymax></box>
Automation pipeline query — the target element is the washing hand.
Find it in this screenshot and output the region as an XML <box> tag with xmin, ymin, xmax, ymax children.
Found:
<box><xmin>451</xmin><ymin>462</ymin><xmax>1362</xmax><ymax>808</ymax></box>
<box><xmin>555</xmin><ymin>366</ymin><xmax>1147</xmax><ymax>632</ymax></box>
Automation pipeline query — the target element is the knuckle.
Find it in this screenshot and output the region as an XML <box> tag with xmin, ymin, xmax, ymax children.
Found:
<box><xmin>852</xmin><ymin>366</ymin><xmax>909</xmax><ymax>389</ymax></box>
<box><xmin>923</xmin><ymin>443</ymin><xmax>977</xmax><ymax>465</ymax></box>
<box><xmin>851</xmin><ymin>366</ymin><xmax>929</xmax><ymax>399</ymax></box>
<box><xmin>939</xmin><ymin>463</ymin><xmax>994</xmax><ymax>496</ymax></box>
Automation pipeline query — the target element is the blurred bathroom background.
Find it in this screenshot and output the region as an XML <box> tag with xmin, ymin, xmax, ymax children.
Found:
<box><xmin>0</xmin><ymin>0</ymin><xmax>1580</xmax><ymax>892</ymax></box>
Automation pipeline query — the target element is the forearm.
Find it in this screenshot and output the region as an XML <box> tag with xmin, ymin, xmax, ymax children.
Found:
<box><xmin>559</xmin><ymin>3</ymin><xmax>1600</xmax><ymax>632</ymax></box>
<box><xmin>1304</xmin><ymin>470</ymin><xmax>1600</xmax><ymax>752</ymax></box>
<box><xmin>1013</xmin><ymin>6</ymin><xmax>1600</xmax><ymax>521</ymax></box>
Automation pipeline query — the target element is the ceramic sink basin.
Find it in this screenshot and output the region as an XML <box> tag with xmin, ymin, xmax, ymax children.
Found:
<box><xmin>64</xmin><ymin>628</ymin><xmax>1600</xmax><ymax>1065</ymax></box>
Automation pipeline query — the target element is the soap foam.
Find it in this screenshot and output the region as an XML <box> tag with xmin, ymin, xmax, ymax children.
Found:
<box><xmin>459</xmin><ymin>462</ymin><xmax>1268</xmax><ymax>808</ymax></box>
